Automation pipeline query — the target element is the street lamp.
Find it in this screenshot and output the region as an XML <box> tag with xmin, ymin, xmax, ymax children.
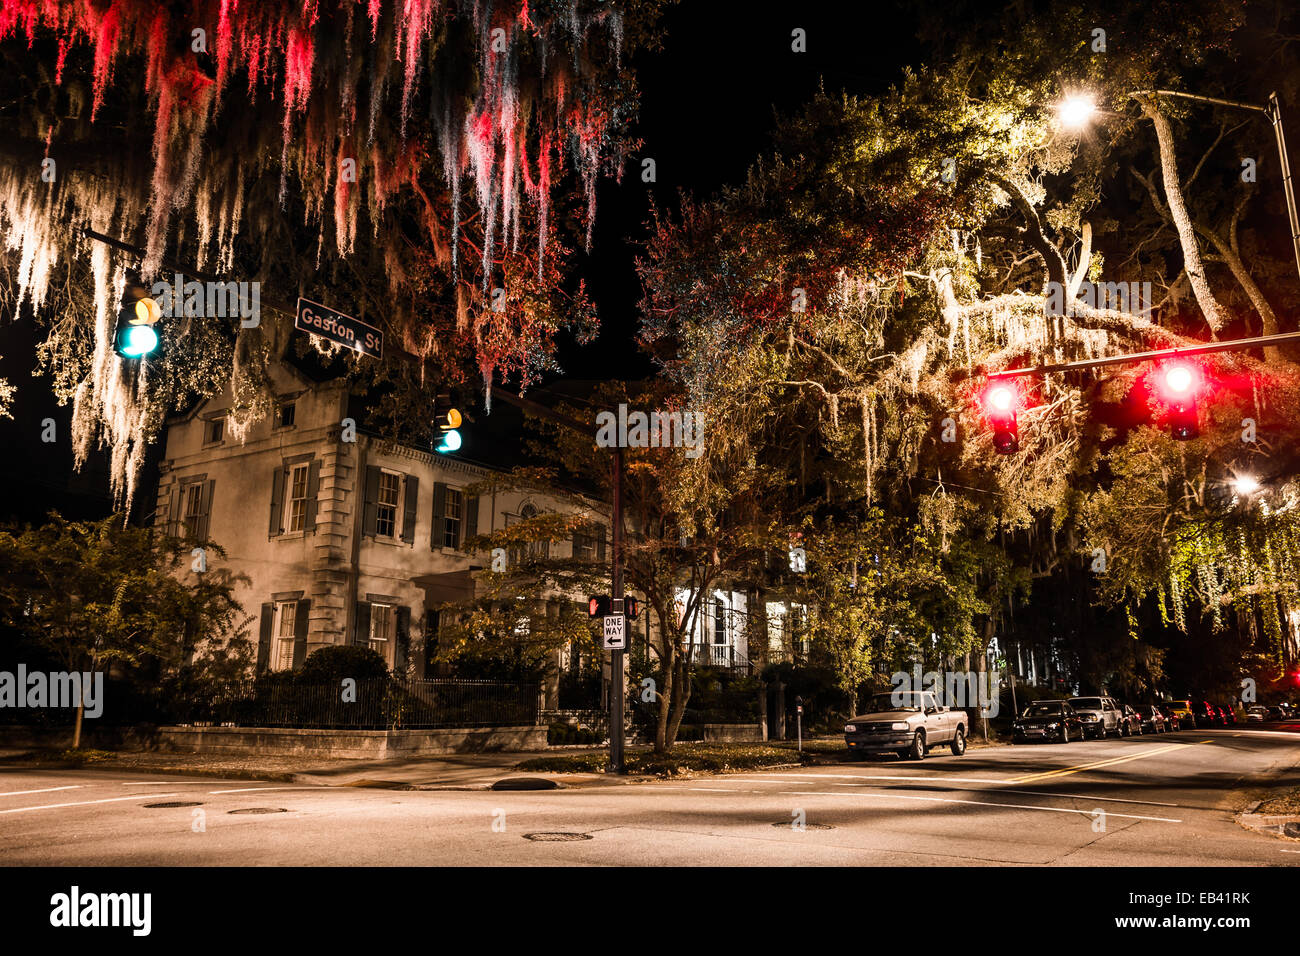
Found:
<box><xmin>1060</xmin><ymin>88</ymin><xmax>1300</xmax><ymax>285</ymax></box>
<box><xmin>1231</xmin><ymin>474</ymin><xmax>1260</xmax><ymax>497</ymax></box>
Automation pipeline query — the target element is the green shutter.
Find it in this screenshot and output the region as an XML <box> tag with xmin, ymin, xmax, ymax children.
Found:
<box><xmin>362</xmin><ymin>466</ymin><xmax>381</xmax><ymax>537</ymax></box>
<box><xmin>269</xmin><ymin>466</ymin><xmax>285</xmax><ymax>536</ymax></box>
<box><xmin>305</xmin><ymin>458</ymin><xmax>322</xmax><ymax>531</ymax></box>
<box><xmin>394</xmin><ymin>606</ymin><xmax>410</xmax><ymax>674</ymax></box>
<box><xmin>198</xmin><ymin>479</ymin><xmax>214</xmax><ymax>542</ymax></box>
<box><xmin>401</xmin><ymin>475</ymin><xmax>418</xmax><ymax>544</ymax></box>
<box><xmin>354</xmin><ymin>601</ymin><xmax>371</xmax><ymax>647</ymax></box>
<box><xmin>257</xmin><ymin>603</ymin><xmax>273</xmax><ymax>673</ymax></box>
<box><xmin>431</xmin><ymin>482</ymin><xmax>447</xmax><ymax>549</ymax></box>
<box><xmin>292</xmin><ymin>598</ymin><xmax>311</xmax><ymax>669</ymax></box>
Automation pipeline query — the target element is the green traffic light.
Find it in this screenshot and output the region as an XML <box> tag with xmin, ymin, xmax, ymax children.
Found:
<box><xmin>436</xmin><ymin>429</ymin><xmax>462</xmax><ymax>453</ymax></box>
<box><xmin>117</xmin><ymin>323</ymin><xmax>159</xmax><ymax>358</ymax></box>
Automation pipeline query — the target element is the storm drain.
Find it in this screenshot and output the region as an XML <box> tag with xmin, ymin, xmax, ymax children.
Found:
<box><xmin>523</xmin><ymin>832</ymin><xmax>592</xmax><ymax>842</ymax></box>
<box><xmin>228</xmin><ymin>807</ymin><xmax>289</xmax><ymax>815</ymax></box>
<box><xmin>143</xmin><ymin>801</ymin><xmax>204</xmax><ymax>809</ymax></box>
<box><xmin>772</xmin><ymin>822</ymin><xmax>834</xmax><ymax>830</ymax></box>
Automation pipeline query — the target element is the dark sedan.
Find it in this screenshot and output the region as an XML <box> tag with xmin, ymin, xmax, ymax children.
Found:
<box><xmin>1192</xmin><ymin>700</ymin><xmax>1221</xmax><ymax>727</ymax></box>
<box><xmin>1118</xmin><ymin>704</ymin><xmax>1144</xmax><ymax>736</ymax></box>
<box><xmin>1012</xmin><ymin>700</ymin><xmax>1084</xmax><ymax>744</ymax></box>
<box><xmin>1139</xmin><ymin>705</ymin><xmax>1170</xmax><ymax>734</ymax></box>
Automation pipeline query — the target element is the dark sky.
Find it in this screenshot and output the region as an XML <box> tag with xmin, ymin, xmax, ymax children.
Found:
<box><xmin>557</xmin><ymin>0</ymin><xmax>924</xmax><ymax>380</ymax></box>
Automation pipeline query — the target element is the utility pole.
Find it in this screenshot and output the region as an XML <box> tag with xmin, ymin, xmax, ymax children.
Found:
<box><xmin>610</xmin><ymin>446</ymin><xmax>625</xmax><ymax>773</ymax></box>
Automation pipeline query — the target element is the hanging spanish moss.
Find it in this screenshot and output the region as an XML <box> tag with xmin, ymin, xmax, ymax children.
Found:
<box><xmin>1</xmin><ymin>0</ymin><xmax>658</xmax><ymax>506</ymax></box>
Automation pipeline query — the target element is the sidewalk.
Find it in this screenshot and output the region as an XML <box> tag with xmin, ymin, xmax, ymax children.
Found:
<box><xmin>0</xmin><ymin>746</ymin><xmax>621</xmax><ymax>791</ymax></box>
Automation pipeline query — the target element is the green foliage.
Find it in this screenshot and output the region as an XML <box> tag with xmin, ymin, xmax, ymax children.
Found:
<box><xmin>295</xmin><ymin>645</ymin><xmax>390</xmax><ymax>685</ymax></box>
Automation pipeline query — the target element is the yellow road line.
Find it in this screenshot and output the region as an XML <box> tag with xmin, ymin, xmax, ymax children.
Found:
<box><xmin>1009</xmin><ymin>743</ymin><xmax>1191</xmax><ymax>783</ymax></box>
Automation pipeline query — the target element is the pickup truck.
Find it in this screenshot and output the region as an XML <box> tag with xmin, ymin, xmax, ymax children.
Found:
<box><xmin>844</xmin><ymin>691</ymin><xmax>968</xmax><ymax>759</ymax></box>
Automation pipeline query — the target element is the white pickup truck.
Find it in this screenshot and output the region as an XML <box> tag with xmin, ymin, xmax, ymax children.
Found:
<box><xmin>844</xmin><ymin>691</ymin><xmax>968</xmax><ymax>759</ymax></box>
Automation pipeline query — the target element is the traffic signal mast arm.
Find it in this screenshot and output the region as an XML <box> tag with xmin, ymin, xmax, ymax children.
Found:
<box><xmin>987</xmin><ymin>330</ymin><xmax>1300</xmax><ymax>380</ymax></box>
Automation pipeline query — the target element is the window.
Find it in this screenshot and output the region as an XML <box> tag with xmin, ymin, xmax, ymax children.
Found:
<box><xmin>277</xmin><ymin>402</ymin><xmax>296</xmax><ymax>428</ymax></box>
<box><xmin>284</xmin><ymin>463</ymin><xmax>310</xmax><ymax>533</ymax></box>
<box><xmin>183</xmin><ymin>483</ymin><xmax>205</xmax><ymax>538</ymax></box>
<box><xmin>369</xmin><ymin>604</ymin><xmax>395</xmax><ymax>664</ymax></box>
<box><xmin>443</xmin><ymin>488</ymin><xmax>463</xmax><ymax>549</ymax></box>
<box><xmin>205</xmin><ymin>417</ymin><xmax>225</xmax><ymax>444</ymax></box>
<box><xmin>271</xmin><ymin>601</ymin><xmax>297</xmax><ymax>671</ymax></box>
<box><xmin>375</xmin><ymin>472</ymin><xmax>401</xmax><ymax>538</ymax></box>
<box><xmin>573</xmin><ymin>523</ymin><xmax>603</xmax><ymax>562</ymax></box>
<box><xmin>714</xmin><ymin>599</ymin><xmax>727</xmax><ymax>644</ymax></box>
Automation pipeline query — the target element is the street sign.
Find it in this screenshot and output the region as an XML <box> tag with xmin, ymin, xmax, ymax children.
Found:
<box><xmin>602</xmin><ymin>614</ymin><xmax>626</xmax><ymax>650</ymax></box>
<box><xmin>295</xmin><ymin>296</ymin><xmax>383</xmax><ymax>359</ymax></box>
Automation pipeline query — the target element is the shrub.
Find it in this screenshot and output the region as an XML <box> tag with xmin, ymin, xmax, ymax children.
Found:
<box><xmin>297</xmin><ymin>645</ymin><xmax>390</xmax><ymax>685</ymax></box>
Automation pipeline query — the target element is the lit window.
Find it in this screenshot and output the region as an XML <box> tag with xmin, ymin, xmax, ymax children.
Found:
<box><xmin>443</xmin><ymin>488</ymin><xmax>462</xmax><ymax>549</ymax></box>
<box><xmin>284</xmin><ymin>463</ymin><xmax>310</xmax><ymax>532</ymax></box>
<box><xmin>376</xmin><ymin>472</ymin><xmax>400</xmax><ymax>538</ymax></box>
<box><xmin>272</xmin><ymin>601</ymin><xmax>297</xmax><ymax>671</ymax></box>
<box><xmin>369</xmin><ymin>604</ymin><xmax>395</xmax><ymax>663</ymax></box>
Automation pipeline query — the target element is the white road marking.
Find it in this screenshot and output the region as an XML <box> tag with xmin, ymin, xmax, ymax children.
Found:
<box><xmin>207</xmin><ymin>786</ymin><xmax>326</xmax><ymax>794</ymax></box>
<box><xmin>0</xmin><ymin>785</ymin><xmax>82</xmax><ymax>798</ymax></box>
<box><xmin>0</xmin><ymin>793</ymin><xmax>181</xmax><ymax>815</ymax></box>
<box><xmin>687</xmin><ymin>787</ymin><xmax>759</xmax><ymax>793</ymax></box>
<box><xmin>779</xmin><ymin>790</ymin><xmax>1182</xmax><ymax>823</ymax></box>
<box><xmin>120</xmin><ymin>782</ymin><xmax>180</xmax><ymax>786</ymax></box>
<box><xmin>829</xmin><ymin>781</ymin><xmax>1181</xmax><ymax>808</ymax></box>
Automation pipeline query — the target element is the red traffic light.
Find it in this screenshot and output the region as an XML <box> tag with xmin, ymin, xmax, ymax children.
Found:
<box><xmin>1159</xmin><ymin>362</ymin><xmax>1200</xmax><ymax>399</ymax></box>
<box><xmin>625</xmin><ymin>596</ymin><xmax>640</xmax><ymax>621</ymax></box>
<box><xmin>1153</xmin><ymin>362</ymin><xmax>1201</xmax><ymax>440</ymax></box>
<box><xmin>980</xmin><ymin>380</ymin><xmax>1021</xmax><ymax>454</ymax></box>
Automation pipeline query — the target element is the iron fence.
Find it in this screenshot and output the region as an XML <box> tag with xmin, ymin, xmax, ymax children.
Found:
<box><xmin>167</xmin><ymin>678</ymin><xmax>540</xmax><ymax>730</ymax></box>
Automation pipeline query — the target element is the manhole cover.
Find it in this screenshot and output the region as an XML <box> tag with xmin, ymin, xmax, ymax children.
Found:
<box><xmin>228</xmin><ymin>807</ymin><xmax>288</xmax><ymax>815</ymax></box>
<box><xmin>492</xmin><ymin>777</ymin><xmax>561</xmax><ymax>791</ymax></box>
<box><xmin>143</xmin><ymin>801</ymin><xmax>203</xmax><ymax>809</ymax></box>
<box><xmin>772</xmin><ymin>822</ymin><xmax>834</xmax><ymax>830</ymax></box>
<box><xmin>523</xmin><ymin>832</ymin><xmax>592</xmax><ymax>842</ymax></box>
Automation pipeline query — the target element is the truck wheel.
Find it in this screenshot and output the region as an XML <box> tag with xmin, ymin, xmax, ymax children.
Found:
<box><xmin>950</xmin><ymin>727</ymin><xmax>966</xmax><ymax>756</ymax></box>
<box><xmin>908</xmin><ymin>731</ymin><xmax>926</xmax><ymax>761</ymax></box>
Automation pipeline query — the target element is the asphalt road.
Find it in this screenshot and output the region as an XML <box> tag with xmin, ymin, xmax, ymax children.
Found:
<box><xmin>1</xmin><ymin>726</ymin><xmax>1298</xmax><ymax>866</ymax></box>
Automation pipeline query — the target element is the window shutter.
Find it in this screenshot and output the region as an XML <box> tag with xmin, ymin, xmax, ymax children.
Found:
<box><xmin>257</xmin><ymin>603</ymin><xmax>273</xmax><ymax>673</ymax></box>
<box><xmin>596</xmin><ymin>524</ymin><xmax>607</xmax><ymax>563</ymax></box>
<box><xmin>353</xmin><ymin>601</ymin><xmax>372</xmax><ymax>647</ymax></box>
<box><xmin>269</xmin><ymin>466</ymin><xmax>285</xmax><ymax>536</ymax></box>
<box><xmin>463</xmin><ymin>496</ymin><xmax>479</xmax><ymax>550</ymax></box>
<box><xmin>305</xmin><ymin>458</ymin><xmax>322</xmax><ymax>531</ymax></box>
<box><xmin>197</xmin><ymin>479</ymin><xmax>215</xmax><ymax>542</ymax></box>
<box><xmin>362</xmin><ymin>466</ymin><xmax>381</xmax><ymax>537</ymax></box>
<box><xmin>292</xmin><ymin>598</ymin><xmax>311</xmax><ymax>669</ymax></box>
<box><xmin>394</xmin><ymin>606</ymin><xmax>411</xmax><ymax>674</ymax></box>
<box><xmin>169</xmin><ymin>485</ymin><xmax>182</xmax><ymax>537</ymax></box>
<box><xmin>431</xmin><ymin>482</ymin><xmax>447</xmax><ymax>550</ymax></box>
<box><xmin>401</xmin><ymin>475</ymin><xmax>418</xmax><ymax>544</ymax></box>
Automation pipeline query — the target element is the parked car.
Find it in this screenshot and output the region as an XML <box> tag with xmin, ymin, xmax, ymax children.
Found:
<box><xmin>1164</xmin><ymin>700</ymin><xmax>1195</xmax><ymax>729</ymax></box>
<box><xmin>1118</xmin><ymin>704</ymin><xmax>1145</xmax><ymax>736</ymax></box>
<box><xmin>1012</xmin><ymin>700</ymin><xmax>1085</xmax><ymax>744</ymax></box>
<box><xmin>1191</xmin><ymin>700</ymin><xmax>1221</xmax><ymax>727</ymax></box>
<box><xmin>844</xmin><ymin>690</ymin><xmax>968</xmax><ymax>760</ymax></box>
<box><xmin>1069</xmin><ymin>696</ymin><xmax>1123</xmax><ymax>739</ymax></box>
<box><xmin>1245</xmin><ymin>705</ymin><xmax>1268</xmax><ymax>723</ymax></box>
<box><xmin>1267</xmin><ymin>705</ymin><xmax>1287</xmax><ymax>720</ymax></box>
<box><xmin>1220</xmin><ymin>703</ymin><xmax>1237</xmax><ymax>725</ymax></box>
<box><xmin>1140</xmin><ymin>705</ymin><xmax>1170</xmax><ymax>734</ymax></box>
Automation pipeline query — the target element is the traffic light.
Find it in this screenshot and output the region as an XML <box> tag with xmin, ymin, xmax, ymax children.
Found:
<box><xmin>1155</xmin><ymin>362</ymin><xmax>1200</xmax><ymax>440</ymax></box>
<box><xmin>587</xmin><ymin>595</ymin><xmax>611</xmax><ymax>617</ymax></box>
<box><xmin>625</xmin><ymin>596</ymin><xmax>640</xmax><ymax>621</ymax></box>
<box><xmin>433</xmin><ymin>393</ymin><xmax>463</xmax><ymax>453</ymax></box>
<box><xmin>981</xmin><ymin>381</ymin><xmax>1020</xmax><ymax>454</ymax></box>
<box><xmin>113</xmin><ymin>280</ymin><xmax>162</xmax><ymax>359</ymax></box>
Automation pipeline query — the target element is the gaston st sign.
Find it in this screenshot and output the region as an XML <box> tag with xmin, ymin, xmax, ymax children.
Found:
<box><xmin>295</xmin><ymin>297</ymin><xmax>383</xmax><ymax>359</ymax></box>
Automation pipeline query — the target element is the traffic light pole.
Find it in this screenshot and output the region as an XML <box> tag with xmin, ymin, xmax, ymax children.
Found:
<box><xmin>610</xmin><ymin>445</ymin><xmax>625</xmax><ymax>774</ymax></box>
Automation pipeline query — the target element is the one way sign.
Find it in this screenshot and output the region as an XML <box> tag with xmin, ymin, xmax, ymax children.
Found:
<box><xmin>602</xmin><ymin>614</ymin><xmax>626</xmax><ymax>650</ymax></box>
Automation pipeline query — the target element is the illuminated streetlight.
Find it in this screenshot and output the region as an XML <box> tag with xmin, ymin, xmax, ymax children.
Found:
<box><xmin>1231</xmin><ymin>474</ymin><xmax>1260</xmax><ymax>496</ymax></box>
<box><xmin>1057</xmin><ymin>94</ymin><xmax>1097</xmax><ymax>129</ymax></box>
